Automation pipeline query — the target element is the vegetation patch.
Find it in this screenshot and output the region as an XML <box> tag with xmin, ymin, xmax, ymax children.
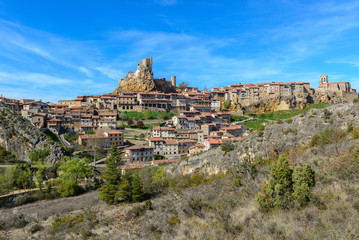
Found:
<box><xmin>118</xmin><ymin>110</ymin><xmax>174</xmax><ymax>121</ymax></box>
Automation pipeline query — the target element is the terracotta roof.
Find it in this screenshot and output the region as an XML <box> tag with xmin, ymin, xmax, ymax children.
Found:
<box><xmin>207</xmin><ymin>139</ymin><xmax>222</xmax><ymax>144</ymax></box>
<box><xmin>80</xmin><ymin>125</ymin><xmax>94</xmax><ymax>128</ymax></box>
<box><xmin>120</xmin><ymin>165</ymin><xmax>146</xmax><ymax>170</ymax></box>
<box><xmin>99</xmin><ymin>113</ymin><xmax>117</xmax><ymax>116</ymax></box>
<box><xmin>149</xmin><ymin>137</ymin><xmax>164</xmax><ymax>141</ymax></box>
<box><xmin>189</xmin><ymin>143</ymin><xmax>205</xmax><ymax>149</ymax></box>
<box><xmin>152</xmin><ymin>159</ymin><xmax>181</xmax><ymax>164</ymax></box>
<box><xmin>164</xmin><ymin>139</ymin><xmax>178</xmax><ymax>145</ymax></box>
<box><xmin>107</xmin><ymin>131</ymin><xmax>124</xmax><ymax>135</ymax></box>
<box><xmin>47</xmin><ymin>119</ymin><xmax>61</xmax><ymax>122</ymax></box>
<box><xmin>178</xmin><ymin>139</ymin><xmax>197</xmax><ymax>143</ymax></box>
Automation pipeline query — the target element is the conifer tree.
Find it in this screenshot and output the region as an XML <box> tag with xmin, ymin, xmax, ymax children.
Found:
<box><xmin>116</xmin><ymin>172</ymin><xmax>132</xmax><ymax>202</ymax></box>
<box><xmin>98</xmin><ymin>145</ymin><xmax>122</xmax><ymax>204</ymax></box>
<box><xmin>131</xmin><ymin>174</ymin><xmax>145</xmax><ymax>202</ymax></box>
<box><xmin>256</xmin><ymin>156</ymin><xmax>316</xmax><ymax>211</ymax></box>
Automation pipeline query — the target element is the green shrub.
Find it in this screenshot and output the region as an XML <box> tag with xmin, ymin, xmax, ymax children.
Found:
<box><xmin>256</xmin><ymin>156</ymin><xmax>315</xmax><ymax>211</ymax></box>
<box><xmin>167</xmin><ymin>215</ymin><xmax>181</xmax><ymax>226</ymax></box>
<box><xmin>28</xmin><ymin>148</ymin><xmax>51</xmax><ymax>164</ymax></box>
<box><xmin>354</xmin><ymin>127</ymin><xmax>359</xmax><ymax>139</ymax></box>
<box><xmin>323</xmin><ymin>109</ymin><xmax>332</xmax><ymax>119</ymax></box>
<box><xmin>309</xmin><ymin>128</ymin><xmax>345</xmax><ymax>147</ymax></box>
<box><xmin>85</xmin><ymin>130</ymin><xmax>95</xmax><ymax>134</ymax></box>
<box><xmin>0</xmin><ymin>220</ymin><xmax>6</xmax><ymax>230</ymax></box>
<box><xmin>223</xmin><ymin>100</ymin><xmax>231</xmax><ymax>109</ymax></box>
<box><xmin>56</xmin><ymin>179</ymin><xmax>81</xmax><ymax>197</ymax></box>
<box><xmin>347</xmin><ymin>123</ymin><xmax>354</xmax><ymax>133</ymax></box>
<box><xmin>221</xmin><ymin>142</ymin><xmax>235</xmax><ymax>153</ymax></box>
<box><xmin>52</xmin><ymin>215</ymin><xmax>84</xmax><ymax>231</ymax></box>
<box><xmin>292</xmin><ymin>165</ymin><xmax>315</xmax><ymax>207</ymax></box>
<box><xmin>286</xmin><ymin>119</ymin><xmax>293</xmax><ymax>124</ymax></box>
<box><xmin>353</xmin><ymin>98</ymin><xmax>359</xmax><ymax>103</ymax></box>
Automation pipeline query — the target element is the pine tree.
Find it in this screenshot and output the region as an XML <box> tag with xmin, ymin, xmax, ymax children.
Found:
<box><xmin>256</xmin><ymin>156</ymin><xmax>316</xmax><ymax>211</ymax></box>
<box><xmin>116</xmin><ymin>172</ymin><xmax>132</xmax><ymax>202</ymax></box>
<box><xmin>131</xmin><ymin>174</ymin><xmax>145</xmax><ymax>202</ymax></box>
<box><xmin>292</xmin><ymin>164</ymin><xmax>315</xmax><ymax>207</ymax></box>
<box><xmin>256</xmin><ymin>155</ymin><xmax>293</xmax><ymax>211</ymax></box>
<box><xmin>98</xmin><ymin>145</ymin><xmax>122</xmax><ymax>204</ymax></box>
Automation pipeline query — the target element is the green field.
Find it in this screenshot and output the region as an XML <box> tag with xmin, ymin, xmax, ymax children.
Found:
<box><xmin>230</xmin><ymin>115</ymin><xmax>249</xmax><ymax>122</ymax></box>
<box><xmin>248</xmin><ymin>103</ymin><xmax>329</xmax><ymax>121</ymax></box>
<box><xmin>241</xmin><ymin>103</ymin><xmax>329</xmax><ymax>131</ymax></box>
<box><xmin>242</xmin><ymin>120</ymin><xmax>268</xmax><ymax>131</ymax></box>
<box><xmin>120</xmin><ymin>122</ymin><xmax>162</xmax><ymax>130</ymax></box>
<box><xmin>118</xmin><ymin>111</ymin><xmax>174</xmax><ymax>121</ymax></box>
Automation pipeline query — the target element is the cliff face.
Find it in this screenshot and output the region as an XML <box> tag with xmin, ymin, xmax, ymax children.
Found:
<box><xmin>0</xmin><ymin>103</ymin><xmax>64</xmax><ymax>163</ymax></box>
<box><xmin>116</xmin><ymin>58</ymin><xmax>176</xmax><ymax>93</ymax></box>
<box><xmin>169</xmin><ymin>102</ymin><xmax>359</xmax><ymax>175</ymax></box>
<box><xmin>231</xmin><ymin>92</ymin><xmax>350</xmax><ymax>114</ymax></box>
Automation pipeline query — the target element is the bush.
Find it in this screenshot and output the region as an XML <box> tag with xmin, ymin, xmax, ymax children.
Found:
<box><xmin>167</xmin><ymin>215</ymin><xmax>181</xmax><ymax>226</ymax></box>
<box><xmin>221</xmin><ymin>142</ymin><xmax>235</xmax><ymax>153</ymax></box>
<box><xmin>354</xmin><ymin>127</ymin><xmax>359</xmax><ymax>139</ymax></box>
<box><xmin>309</xmin><ymin>128</ymin><xmax>345</xmax><ymax>148</ymax></box>
<box><xmin>286</xmin><ymin>119</ymin><xmax>293</xmax><ymax>124</ymax></box>
<box><xmin>85</xmin><ymin>130</ymin><xmax>95</xmax><ymax>134</ymax></box>
<box><xmin>223</xmin><ymin>100</ymin><xmax>231</xmax><ymax>109</ymax></box>
<box><xmin>56</xmin><ymin>179</ymin><xmax>81</xmax><ymax>197</ymax></box>
<box><xmin>353</xmin><ymin>98</ymin><xmax>359</xmax><ymax>103</ymax></box>
<box><xmin>29</xmin><ymin>224</ymin><xmax>44</xmax><ymax>233</ymax></box>
<box><xmin>28</xmin><ymin>148</ymin><xmax>51</xmax><ymax>164</ymax></box>
<box><xmin>127</xmin><ymin>119</ymin><xmax>134</xmax><ymax>126</ymax></box>
<box><xmin>256</xmin><ymin>156</ymin><xmax>315</xmax><ymax>211</ymax></box>
<box><xmin>118</xmin><ymin>113</ymin><xmax>128</xmax><ymax>120</ymax></box>
<box><xmin>52</xmin><ymin>215</ymin><xmax>84</xmax><ymax>231</ymax></box>
<box><xmin>323</xmin><ymin>109</ymin><xmax>332</xmax><ymax>119</ymax></box>
<box><xmin>136</xmin><ymin>121</ymin><xmax>144</xmax><ymax>128</ymax></box>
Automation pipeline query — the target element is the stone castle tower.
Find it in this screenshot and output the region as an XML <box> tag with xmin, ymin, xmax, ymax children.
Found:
<box><xmin>171</xmin><ymin>76</ymin><xmax>176</xmax><ymax>87</ymax></box>
<box><xmin>320</xmin><ymin>74</ymin><xmax>328</xmax><ymax>85</ymax></box>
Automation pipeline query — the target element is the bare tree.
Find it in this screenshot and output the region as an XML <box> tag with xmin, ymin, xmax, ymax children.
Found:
<box><xmin>178</xmin><ymin>82</ymin><xmax>189</xmax><ymax>91</ymax></box>
<box><xmin>86</xmin><ymin>137</ymin><xmax>104</xmax><ymax>166</ymax></box>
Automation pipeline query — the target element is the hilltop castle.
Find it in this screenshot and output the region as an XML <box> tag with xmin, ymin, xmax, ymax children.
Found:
<box><xmin>116</xmin><ymin>57</ymin><xmax>176</xmax><ymax>93</ymax></box>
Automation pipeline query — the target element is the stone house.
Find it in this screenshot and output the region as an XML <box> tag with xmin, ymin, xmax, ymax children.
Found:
<box><xmin>124</xmin><ymin>146</ymin><xmax>154</xmax><ymax>162</ymax></box>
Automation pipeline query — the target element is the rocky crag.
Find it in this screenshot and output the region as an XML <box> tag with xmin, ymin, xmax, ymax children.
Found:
<box><xmin>0</xmin><ymin>103</ymin><xmax>64</xmax><ymax>163</ymax></box>
<box><xmin>231</xmin><ymin>92</ymin><xmax>352</xmax><ymax>114</ymax></box>
<box><xmin>170</xmin><ymin>102</ymin><xmax>359</xmax><ymax>175</ymax></box>
<box><xmin>115</xmin><ymin>57</ymin><xmax>176</xmax><ymax>93</ymax></box>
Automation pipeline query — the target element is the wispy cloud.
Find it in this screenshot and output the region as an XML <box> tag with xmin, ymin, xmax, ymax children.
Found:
<box><xmin>0</xmin><ymin>72</ymin><xmax>73</xmax><ymax>86</ymax></box>
<box><xmin>95</xmin><ymin>66</ymin><xmax>124</xmax><ymax>80</ymax></box>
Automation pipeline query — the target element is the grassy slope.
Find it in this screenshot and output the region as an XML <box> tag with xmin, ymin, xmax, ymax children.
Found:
<box><xmin>241</xmin><ymin>103</ymin><xmax>328</xmax><ymax>130</ymax></box>
<box><xmin>119</xmin><ymin>111</ymin><xmax>174</xmax><ymax>121</ymax></box>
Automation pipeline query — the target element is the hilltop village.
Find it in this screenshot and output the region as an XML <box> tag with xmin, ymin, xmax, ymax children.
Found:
<box><xmin>0</xmin><ymin>58</ymin><xmax>358</xmax><ymax>164</ymax></box>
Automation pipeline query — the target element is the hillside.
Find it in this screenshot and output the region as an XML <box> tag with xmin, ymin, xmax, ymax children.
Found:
<box><xmin>171</xmin><ymin>102</ymin><xmax>359</xmax><ymax>175</ymax></box>
<box><xmin>1</xmin><ymin>103</ymin><xmax>359</xmax><ymax>239</ymax></box>
<box><xmin>0</xmin><ymin>103</ymin><xmax>64</xmax><ymax>163</ymax></box>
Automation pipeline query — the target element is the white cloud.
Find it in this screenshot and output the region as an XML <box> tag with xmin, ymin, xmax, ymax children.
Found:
<box><xmin>78</xmin><ymin>67</ymin><xmax>93</xmax><ymax>77</ymax></box>
<box><xmin>0</xmin><ymin>72</ymin><xmax>74</xmax><ymax>87</ymax></box>
<box><xmin>95</xmin><ymin>66</ymin><xmax>124</xmax><ymax>79</ymax></box>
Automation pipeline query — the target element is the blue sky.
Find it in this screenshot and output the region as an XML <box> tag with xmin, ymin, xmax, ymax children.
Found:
<box><xmin>0</xmin><ymin>0</ymin><xmax>359</xmax><ymax>102</ymax></box>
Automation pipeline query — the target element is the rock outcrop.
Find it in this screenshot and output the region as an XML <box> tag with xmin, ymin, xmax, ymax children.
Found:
<box><xmin>169</xmin><ymin>102</ymin><xmax>359</xmax><ymax>175</ymax></box>
<box><xmin>231</xmin><ymin>92</ymin><xmax>352</xmax><ymax>114</ymax></box>
<box><xmin>0</xmin><ymin>103</ymin><xmax>64</xmax><ymax>163</ymax></box>
<box><xmin>115</xmin><ymin>58</ymin><xmax>176</xmax><ymax>93</ymax></box>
